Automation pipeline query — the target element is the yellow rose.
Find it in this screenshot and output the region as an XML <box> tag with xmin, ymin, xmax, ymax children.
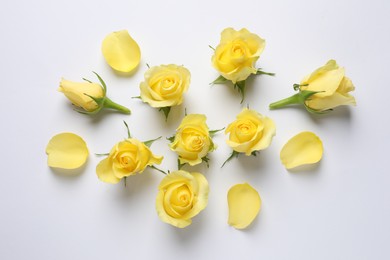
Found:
<box><xmin>212</xmin><ymin>28</ymin><xmax>266</xmax><ymax>84</ymax></box>
<box><xmin>156</xmin><ymin>170</ymin><xmax>209</xmax><ymax>228</ymax></box>
<box><xmin>300</xmin><ymin>60</ymin><xmax>356</xmax><ymax>111</ymax></box>
<box><xmin>269</xmin><ymin>60</ymin><xmax>356</xmax><ymax>113</ymax></box>
<box><xmin>96</xmin><ymin>138</ymin><xmax>163</xmax><ymax>184</ymax></box>
<box><xmin>59</xmin><ymin>72</ymin><xmax>130</xmax><ymax>114</ymax></box>
<box><xmin>169</xmin><ymin>114</ymin><xmax>215</xmax><ymax>166</ymax></box>
<box><xmin>225</xmin><ymin>108</ymin><xmax>275</xmax><ymax>155</ymax></box>
<box><xmin>140</xmin><ymin>64</ymin><xmax>190</xmax><ymax>108</ymax></box>
<box><xmin>59</xmin><ymin>78</ymin><xmax>104</xmax><ymax>112</ymax></box>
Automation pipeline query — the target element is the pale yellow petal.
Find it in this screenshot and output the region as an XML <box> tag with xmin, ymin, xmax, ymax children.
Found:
<box><xmin>228</xmin><ymin>183</ymin><xmax>261</xmax><ymax>229</ymax></box>
<box><xmin>301</xmin><ymin>60</ymin><xmax>344</xmax><ymax>97</ymax></box>
<box><xmin>96</xmin><ymin>157</ymin><xmax>121</xmax><ymax>184</ymax></box>
<box><xmin>306</xmin><ymin>92</ymin><xmax>356</xmax><ymax>111</ymax></box>
<box><xmin>46</xmin><ymin>133</ymin><xmax>89</xmax><ymax>169</ymax></box>
<box><xmin>102</xmin><ymin>30</ymin><xmax>141</xmax><ymax>73</ymax></box>
<box><xmin>280</xmin><ymin>132</ymin><xmax>323</xmax><ymax>169</ymax></box>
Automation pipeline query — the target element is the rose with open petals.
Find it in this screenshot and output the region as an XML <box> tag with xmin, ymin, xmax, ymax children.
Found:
<box><xmin>225</xmin><ymin>108</ymin><xmax>275</xmax><ymax>155</ymax></box>
<box><xmin>212</xmin><ymin>28</ymin><xmax>265</xmax><ymax>83</ymax></box>
<box><xmin>156</xmin><ymin>170</ymin><xmax>209</xmax><ymax>228</ymax></box>
<box><xmin>140</xmin><ymin>64</ymin><xmax>190</xmax><ymax>108</ymax></box>
<box><xmin>169</xmin><ymin>114</ymin><xmax>215</xmax><ymax>166</ymax></box>
<box><xmin>96</xmin><ymin>138</ymin><xmax>163</xmax><ymax>184</ymax></box>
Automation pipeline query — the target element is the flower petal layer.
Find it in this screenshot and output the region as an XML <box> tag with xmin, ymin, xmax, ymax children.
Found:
<box><xmin>280</xmin><ymin>131</ymin><xmax>323</xmax><ymax>169</ymax></box>
<box><xmin>102</xmin><ymin>30</ymin><xmax>141</xmax><ymax>73</ymax></box>
<box><xmin>228</xmin><ymin>183</ymin><xmax>261</xmax><ymax>229</ymax></box>
<box><xmin>46</xmin><ymin>133</ymin><xmax>89</xmax><ymax>169</ymax></box>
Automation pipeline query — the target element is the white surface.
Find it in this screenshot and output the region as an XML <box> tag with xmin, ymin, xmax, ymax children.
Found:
<box><xmin>1</xmin><ymin>0</ymin><xmax>389</xmax><ymax>259</ymax></box>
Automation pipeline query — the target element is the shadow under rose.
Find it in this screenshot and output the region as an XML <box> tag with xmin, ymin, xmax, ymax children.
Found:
<box><xmin>165</xmin><ymin>209</ymin><xmax>206</xmax><ymax>243</ymax></box>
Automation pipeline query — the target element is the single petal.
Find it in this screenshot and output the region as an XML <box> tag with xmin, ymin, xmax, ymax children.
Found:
<box><xmin>102</xmin><ymin>30</ymin><xmax>141</xmax><ymax>73</ymax></box>
<box><xmin>306</xmin><ymin>92</ymin><xmax>356</xmax><ymax>111</ymax></box>
<box><xmin>280</xmin><ymin>132</ymin><xmax>323</xmax><ymax>169</ymax></box>
<box><xmin>96</xmin><ymin>157</ymin><xmax>121</xmax><ymax>184</ymax></box>
<box><xmin>228</xmin><ymin>183</ymin><xmax>261</xmax><ymax>229</ymax></box>
<box><xmin>46</xmin><ymin>133</ymin><xmax>89</xmax><ymax>169</ymax></box>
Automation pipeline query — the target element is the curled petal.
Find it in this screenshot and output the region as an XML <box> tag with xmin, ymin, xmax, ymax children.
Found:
<box><xmin>280</xmin><ymin>131</ymin><xmax>323</xmax><ymax>169</ymax></box>
<box><xmin>96</xmin><ymin>157</ymin><xmax>121</xmax><ymax>184</ymax></box>
<box><xmin>228</xmin><ymin>183</ymin><xmax>261</xmax><ymax>229</ymax></box>
<box><xmin>46</xmin><ymin>133</ymin><xmax>88</xmax><ymax>169</ymax></box>
<box><xmin>102</xmin><ymin>30</ymin><xmax>141</xmax><ymax>73</ymax></box>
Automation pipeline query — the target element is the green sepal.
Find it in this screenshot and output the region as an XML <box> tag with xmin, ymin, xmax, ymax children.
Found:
<box><xmin>159</xmin><ymin>106</ymin><xmax>171</xmax><ymax>121</ymax></box>
<box><xmin>208</xmin><ymin>45</ymin><xmax>215</xmax><ymax>51</ymax></box>
<box><xmin>123</xmin><ymin>121</ymin><xmax>131</xmax><ymax>138</ymax></box>
<box><xmin>234</xmin><ymin>80</ymin><xmax>246</xmax><ymax>104</ymax></box>
<box><xmin>256</xmin><ymin>69</ymin><xmax>275</xmax><ymax>76</ymax></box>
<box><xmin>150</xmin><ymin>165</ymin><xmax>167</xmax><ymax>175</ymax></box>
<box><xmin>95</xmin><ymin>153</ymin><xmax>110</xmax><ymax>156</ymax></box>
<box><xmin>92</xmin><ymin>71</ymin><xmax>107</xmax><ymax>95</ymax></box>
<box><xmin>202</xmin><ymin>156</ymin><xmax>210</xmax><ymax>168</ymax></box>
<box><xmin>221</xmin><ymin>150</ymin><xmax>240</xmax><ymax>168</ymax></box>
<box><xmin>251</xmin><ymin>151</ymin><xmax>260</xmax><ymax>157</ymax></box>
<box><xmin>166</xmin><ymin>135</ymin><xmax>175</xmax><ymax>143</ymax></box>
<box><xmin>211</xmin><ymin>75</ymin><xmax>228</xmax><ymax>85</ymax></box>
<box><xmin>178</xmin><ymin>159</ymin><xmax>185</xmax><ymax>170</ymax></box>
<box><xmin>132</xmin><ymin>96</ymin><xmax>142</xmax><ymax>99</ymax></box>
<box><xmin>143</xmin><ymin>136</ymin><xmax>162</xmax><ymax>147</ymax></box>
<box><xmin>304</xmin><ymin>104</ymin><xmax>333</xmax><ymax>115</ymax></box>
<box><xmin>209</xmin><ymin>127</ymin><xmax>225</xmax><ymax>136</ymax></box>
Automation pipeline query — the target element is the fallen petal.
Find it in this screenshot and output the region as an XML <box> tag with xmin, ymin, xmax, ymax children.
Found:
<box><xmin>228</xmin><ymin>183</ymin><xmax>261</xmax><ymax>229</ymax></box>
<box><xmin>46</xmin><ymin>133</ymin><xmax>89</xmax><ymax>169</ymax></box>
<box><xmin>280</xmin><ymin>131</ymin><xmax>323</xmax><ymax>169</ymax></box>
<box><xmin>102</xmin><ymin>30</ymin><xmax>141</xmax><ymax>73</ymax></box>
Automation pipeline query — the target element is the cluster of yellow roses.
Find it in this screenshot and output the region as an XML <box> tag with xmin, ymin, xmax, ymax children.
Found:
<box><xmin>46</xmin><ymin>27</ymin><xmax>356</xmax><ymax>229</ymax></box>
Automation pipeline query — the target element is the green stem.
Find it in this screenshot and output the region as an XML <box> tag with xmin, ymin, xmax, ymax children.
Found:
<box><xmin>104</xmin><ymin>97</ymin><xmax>131</xmax><ymax>114</ymax></box>
<box><xmin>269</xmin><ymin>93</ymin><xmax>301</xmax><ymax>110</ymax></box>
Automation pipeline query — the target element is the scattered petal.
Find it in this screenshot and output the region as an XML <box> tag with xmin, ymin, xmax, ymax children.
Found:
<box><xmin>228</xmin><ymin>183</ymin><xmax>261</xmax><ymax>229</ymax></box>
<box><xmin>102</xmin><ymin>30</ymin><xmax>141</xmax><ymax>73</ymax></box>
<box><xmin>46</xmin><ymin>133</ymin><xmax>89</xmax><ymax>169</ymax></box>
<box><xmin>280</xmin><ymin>131</ymin><xmax>323</xmax><ymax>169</ymax></box>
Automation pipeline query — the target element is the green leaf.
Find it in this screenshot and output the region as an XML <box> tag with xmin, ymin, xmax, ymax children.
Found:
<box><xmin>251</xmin><ymin>151</ymin><xmax>260</xmax><ymax>157</ymax></box>
<box><xmin>143</xmin><ymin>136</ymin><xmax>162</xmax><ymax>147</ymax></box>
<box><xmin>221</xmin><ymin>151</ymin><xmax>240</xmax><ymax>168</ymax></box>
<box><xmin>159</xmin><ymin>107</ymin><xmax>171</xmax><ymax>121</ymax></box>
<box><xmin>211</xmin><ymin>75</ymin><xmax>228</xmax><ymax>85</ymax></box>
<box><xmin>132</xmin><ymin>96</ymin><xmax>142</xmax><ymax>99</ymax></box>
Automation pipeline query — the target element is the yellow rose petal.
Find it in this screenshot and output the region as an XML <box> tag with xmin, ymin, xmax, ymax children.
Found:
<box><xmin>46</xmin><ymin>133</ymin><xmax>89</xmax><ymax>169</ymax></box>
<box><xmin>228</xmin><ymin>183</ymin><xmax>261</xmax><ymax>229</ymax></box>
<box><xmin>280</xmin><ymin>131</ymin><xmax>323</xmax><ymax>169</ymax></box>
<box><xmin>102</xmin><ymin>30</ymin><xmax>141</xmax><ymax>73</ymax></box>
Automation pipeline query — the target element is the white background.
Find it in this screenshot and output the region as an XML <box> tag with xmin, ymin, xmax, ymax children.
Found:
<box><xmin>1</xmin><ymin>0</ymin><xmax>389</xmax><ymax>259</ymax></box>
